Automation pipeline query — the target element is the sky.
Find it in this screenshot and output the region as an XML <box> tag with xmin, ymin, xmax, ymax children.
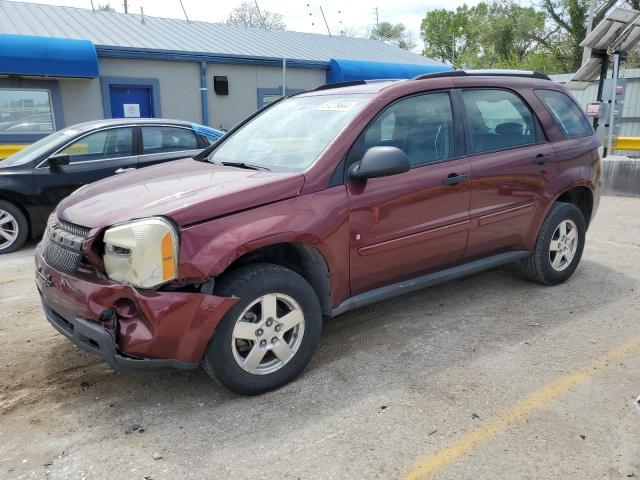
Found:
<box><xmin>8</xmin><ymin>0</ymin><xmax>484</xmax><ymax>50</ymax></box>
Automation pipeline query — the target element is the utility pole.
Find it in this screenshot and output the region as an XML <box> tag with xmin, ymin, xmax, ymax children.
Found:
<box><xmin>451</xmin><ymin>34</ymin><xmax>456</xmax><ymax>66</ymax></box>
<box><xmin>123</xmin><ymin>0</ymin><xmax>128</xmax><ymax>14</ymax></box>
<box><xmin>319</xmin><ymin>6</ymin><xmax>331</xmax><ymax>36</ymax></box>
<box><xmin>371</xmin><ymin>7</ymin><xmax>379</xmax><ymax>39</ymax></box>
<box><xmin>582</xmin><ymin>0</ymin><xmax>596</xmax><ymax>65</ymax></box>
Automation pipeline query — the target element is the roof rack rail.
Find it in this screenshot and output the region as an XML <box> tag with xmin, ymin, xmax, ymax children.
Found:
<box><xmin>413</xmin><ymin>69</ymin><xmax>550</xmax><ymax>81</ymax></box>
<box><xmin>312</xmin><ymin>80</ymin><xmax>367</xmax><ymax>91</ymax></box>
<box><xmin>312</xmin><ymin>79</ymin><xmax>402</xmax><ymax>92</ymax></box>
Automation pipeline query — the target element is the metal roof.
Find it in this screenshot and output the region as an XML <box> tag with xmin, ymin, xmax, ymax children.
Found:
<box><xmin>0</xmin><ymin>1</ymin><xmax>443</xmax><ymax>67</ymax></box>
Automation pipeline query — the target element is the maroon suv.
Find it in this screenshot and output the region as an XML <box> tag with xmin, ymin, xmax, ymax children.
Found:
<box><xmin>36</xmin><ymin>71</ymin><xmax>600</xmax><ymax>394</ymax></box>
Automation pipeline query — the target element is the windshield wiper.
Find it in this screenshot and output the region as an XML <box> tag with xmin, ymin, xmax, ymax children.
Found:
<box><xmin>220</xmin><ymin>161</ymin><xmax>271</xmax><ymax>172</ymax></box>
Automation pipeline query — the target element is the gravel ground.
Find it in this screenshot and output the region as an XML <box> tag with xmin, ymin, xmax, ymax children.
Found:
<box><xmin>1</xmin><ymin>195</ymin><xmax>639</xmax><ymax>480</ymax></box>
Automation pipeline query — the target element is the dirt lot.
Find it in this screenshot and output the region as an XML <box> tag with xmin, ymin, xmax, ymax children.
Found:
<box><xmin>1</xmin><ymin>195</ymin><xmax>639</xmax><ymax>480</ymax></box>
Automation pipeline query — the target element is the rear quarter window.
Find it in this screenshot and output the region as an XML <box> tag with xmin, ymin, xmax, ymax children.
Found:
<box><xmin>535</xmin><ymin>89</ymin><xmax>593</xmax><ymax>139</ymax></box>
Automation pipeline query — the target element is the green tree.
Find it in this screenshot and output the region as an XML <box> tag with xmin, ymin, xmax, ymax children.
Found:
<box><xmin>420</xmin><ymin>5</ymin><xmax>477</xmax><ymax>66</ymax></box>
<box><xmin>541</xmin><ymin>0</ymin><xmax>621</xmax><ymax>71</ymax></box>
<box><xmin>421</xmin><ymin>1</ymin><xmax>561</xmax><ymax>70</ymax></box>
<box><xmin>370</xmin><ymin>22</ymin><xmax>416</xmax><ymax>50</ymax></box>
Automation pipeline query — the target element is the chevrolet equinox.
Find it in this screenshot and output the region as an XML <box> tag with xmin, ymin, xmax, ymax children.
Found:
<box><xmin>36</xmin><ymin>71</ymin><xmax>600</xmax><ymax>395</ymax></box>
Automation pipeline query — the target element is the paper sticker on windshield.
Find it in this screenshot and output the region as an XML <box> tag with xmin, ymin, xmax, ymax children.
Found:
<box><xmin>318</xmin><ymin>101</ymin><xmax>358</xmax><ymax>111</ymax></box>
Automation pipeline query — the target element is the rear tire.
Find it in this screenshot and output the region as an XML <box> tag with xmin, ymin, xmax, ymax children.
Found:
<box><xmin>0</xmin><ymin>200</ymin><xmax>28</xmax><ymax>254</ymax></box>
<box><xmin>520</xmin><ymin>202</ymin><xmax>586</xmax><ymax>285</ymax></box>
<box><xmin>202</xmin><ymin>263</ymin><xmax>322</xmax><ymax>395</ymax></box>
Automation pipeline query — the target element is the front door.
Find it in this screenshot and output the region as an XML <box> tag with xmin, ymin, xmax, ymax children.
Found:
<box><xmin>347</xmin><ymin>91</ymin><xmax>471</xmax><ymax>295</ymax></box>
<box><xmin>34</xmin><ymin>127</ymin><xmax>138</xmax><ymax>218</ymax></box>
<box><xmin>460</xmin><ymin>88</ymin><xmax>557</xmax><ymax>260</ymax></box>
<box><xmin>109</xmin><ymin>85</ymin><xmax>153</xmax><ymax>119</ymax></box>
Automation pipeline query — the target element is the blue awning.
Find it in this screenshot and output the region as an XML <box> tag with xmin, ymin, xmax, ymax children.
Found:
<box><xmin>327</xmin><ymin>58</ymin><xmax>452</xmax><ymax>83</ymax></box>
<box><xmin>0</xmin><ymin>34</ymin><xmax>99</xmax><ymax>78</ymax></box>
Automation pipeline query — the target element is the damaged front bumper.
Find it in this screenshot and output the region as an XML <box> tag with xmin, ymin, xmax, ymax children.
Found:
<box><xmin>35</xmin><ymin>243</ymin><xmax>237</xmax><ymax>372</ymax></box>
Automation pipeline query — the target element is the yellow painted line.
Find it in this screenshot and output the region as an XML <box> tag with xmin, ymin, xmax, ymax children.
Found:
<box><xmin>402</xmin><ymin>335</ymin><xmax>640</xmax><ymax>480</ymax></box>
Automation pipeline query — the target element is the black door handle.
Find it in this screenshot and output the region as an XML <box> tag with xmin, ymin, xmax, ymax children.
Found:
<box><xmin>533</xmin><ymin>154</ymin><xmax>551</xmax><ymax>165</ymax></box>
<box><xmin>442</xmin><ymin>174</ymin><xmax>469</xmax><ymax>186</ymax></box>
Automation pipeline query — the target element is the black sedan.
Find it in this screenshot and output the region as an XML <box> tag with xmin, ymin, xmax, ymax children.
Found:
<box><xmin>0</xmin><ymin>118</ymin><xmax>223</xmax><ymax>253</ymax></box>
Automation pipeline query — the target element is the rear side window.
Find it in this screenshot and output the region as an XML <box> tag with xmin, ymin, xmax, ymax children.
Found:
<box><xmin>141</xmin><ymin>126</ymin><xmax>199</xmax><ymax>154</ymax></box>
<box><xmin>462</xmin><ymin>89</ymin><xmax>539</xmax><ymax>154</ymax></box>
<box><xmin>361</xmin><ymin>92</ymin><xmax>455</xmax><ymax>167</ymax></box>
<box><xmin>535</xmin><ymin>89</ymin><xmax>592</xmax><ymax>139</ymax></box>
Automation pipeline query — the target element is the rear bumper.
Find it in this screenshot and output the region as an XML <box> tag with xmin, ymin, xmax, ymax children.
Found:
<box><xmin>35</xmin><ymin>242</ymin><xmax>237</xmax><ymax>371</ymax></box>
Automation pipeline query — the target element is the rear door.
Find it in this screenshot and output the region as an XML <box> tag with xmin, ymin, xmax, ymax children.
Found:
<box><xmin>137</xmin><ymin>125</ymin><xmax>205</xmax><ymax>168</ymax></box>
<box><xmin>33</xmin><ymin>126</ymin><xmax>138</xmax><ymax>217</ymax></box>
<box><xmin>347</xmin><ymin>90</ymin><xmax>472</xmax><ymax>295</ymax></box>
<box><xmin>460</xmin><ymin>88</ymin><xmax>557</xmax><ymax>260</ymax></box>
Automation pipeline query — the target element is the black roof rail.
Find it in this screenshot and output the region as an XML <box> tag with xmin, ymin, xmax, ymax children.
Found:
<box><xmin>413</xmin><ymin>69</ymin><xmax>551</xmax><ymax>81</ymax></box>
<box><xmin>312</xmin><ymin>80</ymin><xmax>367</xmax><ymax>91</ymax></box>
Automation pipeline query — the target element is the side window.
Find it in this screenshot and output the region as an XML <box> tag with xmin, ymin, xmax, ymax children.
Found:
<box><xmin>60</xmin><ymin>128</ymin><xmax>133</xmax><ymax>163</ymax></box>
<box><xmin>141</xmin><ymin>126</ymin><xmax>199</xmax><ymax>154</ymax></box>
<box><xmin>462</xmin><ymin>89</ymin><xmax>538</xmax><ymax>154</ymax></box>
<box><xmin>361</xmin><ymin>92</ymin><xmax>454</xmax><ymax>167</ymax></box>
<box><xmin>535</xmin><ymin>89</ymin><xmax>593</xmax><ymax>139</ymax></box>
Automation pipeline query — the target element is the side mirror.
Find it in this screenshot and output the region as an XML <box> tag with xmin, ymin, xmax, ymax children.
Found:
<box><xmin>48</xmin><ymin>154</ymin><xmax>70</xmax><ymax>171</ymax></box>
<box><xmin>349</xmin><ymin>146</ymin><xmax>410</xmax><ymax>181</ymax></box>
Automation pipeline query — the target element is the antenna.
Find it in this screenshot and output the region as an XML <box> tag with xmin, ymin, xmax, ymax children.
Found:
<box><xmin>179</xmin><ymin>0</ymin><xmax>190</xmax><ymax>22</ymax></box>
<box><xmin>319</xmin><ymin>5</ymin><xmax>331</xmax><ymax>36</ymax></box>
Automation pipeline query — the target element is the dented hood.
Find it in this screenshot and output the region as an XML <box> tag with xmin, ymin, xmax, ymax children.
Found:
<box><xmin>57</xmin><ymin>158</ymin><xmax>305</xmax><ymax>228</ymax></box>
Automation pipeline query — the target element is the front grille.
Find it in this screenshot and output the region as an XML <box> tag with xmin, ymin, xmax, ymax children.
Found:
<box><xmin>57</xmin><ymin>218</ymin><xmax>91</xmax><ymax>238</ymax></box>
<box><xmin>43</xmin><ymin>217</ymin><xmax>90</xmax><ymax>274</ymax></box>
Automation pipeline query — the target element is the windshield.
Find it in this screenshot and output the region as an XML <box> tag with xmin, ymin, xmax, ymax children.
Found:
<box><xmin>208</xmin><ymin>94</ymin><xmax>372</xmax><ymax>172</ymax></box>
<box><xmin>0</xmin><ymin>129</ymin><xmax>75</xmax><ymax>167</ymax></box>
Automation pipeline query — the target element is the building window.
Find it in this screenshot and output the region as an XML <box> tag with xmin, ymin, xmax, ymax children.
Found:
<box><xmin>0</xmin><ymin>89</ymin><xmax>54</xmax><ymax>134</ymax></box>
<box><xmin>257</xmin><ymin>87</ymin><xmax>306</xmax><ymax>109</ymax></box>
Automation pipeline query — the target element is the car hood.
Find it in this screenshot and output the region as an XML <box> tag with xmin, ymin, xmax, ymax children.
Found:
<box><xmin>57</xmin><ymin>158</ymin><xmax>305</xmax><ymax>228</ymax></box>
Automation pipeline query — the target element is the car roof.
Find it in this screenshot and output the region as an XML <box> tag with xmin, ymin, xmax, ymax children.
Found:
<box><xmin>67</xmin><ymin>118</ymin><xmax>197</xmax><ymax>132</ymax></box>
<box><xmin>296</xmin><ymin>70</ymin><xmax>554</xmax><ymax>97</ymax></box>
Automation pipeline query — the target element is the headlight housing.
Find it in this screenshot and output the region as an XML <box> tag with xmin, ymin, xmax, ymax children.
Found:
<box><xmin>103</xmin><ymin>217</ymin><xmax>179</xmax><ymax>289</ymax></box>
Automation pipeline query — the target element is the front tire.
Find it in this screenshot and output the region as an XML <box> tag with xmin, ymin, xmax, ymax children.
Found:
<box><xmin>202</xmin><ymin>263</ymin><xmax>322</xmax><ymax>395</ymax></box>
<box><xmin>520</xmin><ymin>202</ymin><xmax>586</xmax><ymax>285</ymax></box>
<box><xmin>0</xmin><ymin>200</ymin><xmax>28</xmax><ymax>254</ymax></box>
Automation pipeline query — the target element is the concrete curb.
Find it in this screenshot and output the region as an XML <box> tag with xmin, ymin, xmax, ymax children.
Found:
<box><xmin>602</xmin><ymin>156</ymin><xmax>640</xmax><ymax>196</ymax></box>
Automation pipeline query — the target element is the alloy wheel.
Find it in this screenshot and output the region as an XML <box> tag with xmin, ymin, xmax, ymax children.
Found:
<box><xmin>231</xmin><ymin>293</ymin><xmax>305</xmax><ymax>375</ymax></box>
<box><xmin>549</xmin><ymin>219</ymin><xmax>578</xmax><ymax>272</ymax></box>
<box><xmin>0</xmin><ymin>209</ymin><xmax>19</xmax><ymax>251</ymax></box>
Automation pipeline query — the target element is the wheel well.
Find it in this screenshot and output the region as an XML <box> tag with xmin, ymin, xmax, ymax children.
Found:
<box><xmin>556</xmin><ymin>187</ymin><xmax>593</xmax><ymax>226</ymax></box>
<box><xmin>221</xmin><ymin>243</ymin><xmax>332</xmax><ymax>316</ymax></box>
<box><xmin>0</xmin><ymin>193</ymin><xmax>32</xmax><ymax>237</ymax></box>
